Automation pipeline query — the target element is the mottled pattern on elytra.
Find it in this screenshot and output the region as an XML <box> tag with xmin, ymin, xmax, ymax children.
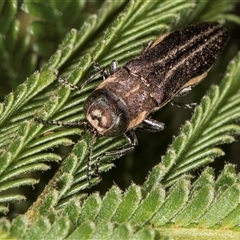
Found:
<box><xmin>124</xmin><ymin>22</ymin><xmax>228</xmax><ymax>104</ymax></box>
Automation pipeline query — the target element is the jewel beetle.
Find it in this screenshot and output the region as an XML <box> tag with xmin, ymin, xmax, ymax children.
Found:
<box><xmin>36</xmin><ymin>22</ymin><xmax>229</xmax><ymax>181</ymax></box>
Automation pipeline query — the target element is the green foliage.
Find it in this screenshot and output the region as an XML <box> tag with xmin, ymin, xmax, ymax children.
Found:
<box><xmin>0</xmin><ymin>0</ymin><xmax>240</xmax><ymax>239</ymax></box>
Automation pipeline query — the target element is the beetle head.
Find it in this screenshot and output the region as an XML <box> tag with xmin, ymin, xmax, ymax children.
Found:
<box><xmin>84</xmin><ymin>89</ymin><xmax>129</xmax><ymax>137</ymax></box>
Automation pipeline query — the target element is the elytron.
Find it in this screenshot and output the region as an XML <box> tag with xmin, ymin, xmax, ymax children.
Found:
<box><xmin>36</xmin><ymin>22</ymin><xmax>228</xmax><ymax>181</ymax></box>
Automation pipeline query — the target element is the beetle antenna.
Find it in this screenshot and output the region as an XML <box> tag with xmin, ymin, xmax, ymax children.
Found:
<box><xmin>58</xmin><ymin>62</ymin><xmax>105</xmax><ymax>91</ymax></box>
<box><xmin>35</xmin><ymin>118</ymin><xmax>89</xmax><ymax>127</ymax></box>
<box><xmin>87</xmin><ymin>130</ymin><xmax>98</xmax><ymax>184</ymax></box>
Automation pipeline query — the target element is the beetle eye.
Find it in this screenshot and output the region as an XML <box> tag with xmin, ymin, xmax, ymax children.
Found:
<box><xmin>84</xmin><ymin>89</ymin><xmax>129</xmax><ymax>137</ymax></box>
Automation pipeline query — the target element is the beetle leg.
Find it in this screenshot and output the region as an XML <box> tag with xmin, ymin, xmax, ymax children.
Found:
<box><xmin>176</xmin><ymin>86</ymin><xmax>193</xmax><ymax>98</ymax></box>
<box><xmin>90</xmin><ymin>130</ymin><xmax>138</xmax><ymax>184</ymax></box>
<box><xmin>58</xmin><ymin>69</ymin><xmax>102</xmax><ymax>91</ymax></box>
<box><xmin>170</xmin><ymin>86</ymin><xmax>197</xmax><ymax>109</ymax></box>
<box><xmin>171</xmin><ymin>102</ymin><xmax>197</xmax><ymax>109</ymax></box>
<box><xmin>88</xmin><ymin>119</ymin><xmax>163</xmax><ymax>183</ymax></box>
<box><xmin>93</xmin><ymin>60</ymin><xmax>118</xmax><ymax>78</ymax></box>
<box><xmin>58</xmin><ymin>60</ymin><xmax>119</xmax><ymax>91</ymax></box>
<box><xmin>104</xmin><ymin>130</ymin><xmax>138</xmax><ymax>157</ymax></box>
<box><xmin>109</xmin><ymin>60</ymin><xmax>119</xmax><ymax>75</ymax></box>
<box><xmin>92</xmin><ymin>120</ymin><xmax>164</xmax><ymax>181</ymax></box>
<box><xmin>95</xmin><ymin>131</ymin><xmax>138</xmax><ymax>167</ymax></box>
<box><xmin>140</xmin><ymin>118</ymin><xmax>165</xmax><ymax>132</ymax></box>
<box><xmin>142</xmin><ymin>40</ymin><xmax>154</xmax><ymax>53</ymax></box>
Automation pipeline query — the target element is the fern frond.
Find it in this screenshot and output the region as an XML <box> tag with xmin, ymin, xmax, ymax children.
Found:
<box><xmin>7</xmin><ymin>164</ymin><xmax>240</xmax><ymax>239</ymax></box>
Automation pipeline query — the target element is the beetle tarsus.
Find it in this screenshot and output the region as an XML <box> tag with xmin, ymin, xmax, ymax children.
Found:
<box><xmin>58</xmin><ymin>77</ymin><xmax>79</xmax><ymax>90</ymax></box>
<box><xmin>140</xmin><ymin>118</ymin><xmax>165</xmax><ymax>132</ymax></box>
<box><xmin>171</xmin><ymin>102</ymin><xmax>197</xmax><ymax>109</ymax></box>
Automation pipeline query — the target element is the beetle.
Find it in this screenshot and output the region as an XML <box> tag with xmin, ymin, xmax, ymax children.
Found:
<box><xmin>36</xmin><ymin>22</ymin><xmax>229</xmax><ymax>182</ymax></box>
